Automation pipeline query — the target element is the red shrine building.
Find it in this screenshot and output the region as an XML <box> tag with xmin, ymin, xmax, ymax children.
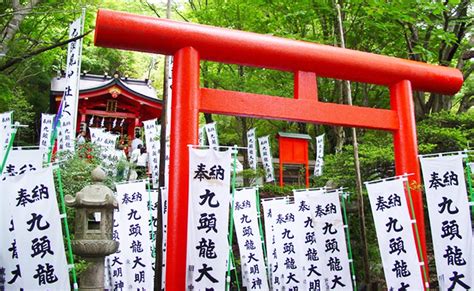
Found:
<box><xmin>50</xmin><ymin>72</ymin><xmax>163</xmax><ymax>140</ymax></box>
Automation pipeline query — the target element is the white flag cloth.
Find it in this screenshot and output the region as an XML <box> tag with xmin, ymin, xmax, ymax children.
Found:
<box><xmin>143</xmin><ymin>118</ymin><xmax>160</xmax><ymax>188</ymax></box>
<box><xmin>2</xmin><ymin>167</ymin><xmax>70</xmax><ymax>290</ymax></box>
<box><xmin>420</xmin><ymin>155</ymin><xmax>472</xmax><ymax>290</ymax></box>
<box><xmin>293</xmin><ymin>188</ymin><xmax>327</xmax><ymax>290</ymax></box>
<box><xmin>57</xmin><ymin>17</ymin><xmax>82</xmax><ymax>153</ymax></box>
<box><xmin>186</xmin><ymin>148</ymin><xmax>231</xmax><ymax>291</ymax></box>
<box><xmin>199</xmin><ymin>126</ymin><xmax>206</xmax><ymax>146</ymax></box>
<box><xmin>269</xmin><ymin>202</ymin><xmax>305</xmax><ymax>290</ymax></box>
<box><xmin>110</xmin><ymin>181</ymin><xmax>154</xmax><ymax>290</ymax></box>
<box><xmin>164</xmin><ymin>56</ymin><xmax>173</xmax><ymax>188</ymax></box>
<box><xmin>366</xmin><ymin>178</ymin><xmax>424</xmax><ymax>290</ymax></box>
<box><xmin>160</xmin><ymin>188</ymin><xmax>169</xmax><ymax>289</ymax></box>
<box><xmin>0</xmin><ymin>111</ymin><xmax>13</xmax><ymax>161</ymax></box>
<box><xmin>1</xmin><ymin>148</ymin><xmax>44</xmax><ymax>181</ymax></box>
<box><xmin>261</xmin><ymin>198</ymin><xmax>287</xmax><ymax>290</ymax></box>
<box><xmin>88</xmin><ymin>127</ymin><xmax>104</xmax><ymax>145</ymax></box>
<box><xmin>233</xmin><ymin>187</ymin><xmax>269</xmax><ymax>290</ymax></box>
<box><xmin>39</xmin><ymin>113</ymin><xmax>55</xmax><ymax>154</ymax></box>
<box><xmin>314</xmin><ymin>134</ymin><xmax>325</xmax><ymax>176</ymax></box>
<box><xmin>247</xmin><ymin>128</ymin><xmax>257</xmax><ymax>170</ymax></box>
<box><xmin>258</xmin><ymin>135</ymin><xmax>275</xmax><ymax>182</ymax></box>
<box><xmin>295</xmin><ymin>189</ymin><xmax>353</xmax><ymax>290</ymax></box>
<box><xmin>205</xmin><ymin>122</ymin><xmax>219</xmax><ymax>151</ymax></box>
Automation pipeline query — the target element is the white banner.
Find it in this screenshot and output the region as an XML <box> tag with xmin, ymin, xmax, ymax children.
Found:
<box><xmin>57</xmin><ymin>17</ymin><xmax>82</xmax><ymax>153</ymax></box>
<box><xmin>258</xmin><ymin>135</ymin><xmax>275</xmax><ymax>182</ymax></box>
<box><xmin>187</xmin><ymin>148</ymin><xmax>231</xmax><ymax>290</ymax></box>
<box><xmin>314</xmin><ymin>134</ymin><xmax>325</xmax><ymax>176</ymax></box>
<box><xmin>39</xmin><ymin>114</ymin><xmax>55</xmax><ymax>158</ymax></box>
<box><xmin>110</xmin><ymin>181</ymin><xmax>154</xmax><ymax>290</ymax></box>
<box><xmin>205</xmin><ymin>122</ymin><xmax>219</xmax><ymax>151</ymax></box>
<box><xmin>88</xmin><ymin>127</ymin><xmax>104</xmax><ymax>145</ymax></box>
<box><xmin>164</xmin><ymin>56</ymin><xmax>173</xmax><ymax>189</ymax></box>
<box><xmin>270</xmin><ymin>202</ymin><xmax>305</xmax><ymax>290</ymax></box>
<box><xmin>233</xmin><ymin>187</ymin><xmax>269</xmax><ymax>290</ymax></box>
<box><xmin>247</xmin><ymin>128</ymin><xmax>257</xmax><ymax>170</ymax></box>
<box><xmin>366</xmin><ymin>178</ymin><xmax>424</xmax><ymax>290</ymax></box>
<box><xmin>199</xmin><ymin>126</ymin><xmax>206</xmax><ymax>146</ymax></box>
<box><xmin>261</xmin><ymin>198</ymin><xmax>287</xmax><ymax>290</ymax></box>
<box><xmin>0</xmin><ymin>111</ymin><xmax>13</xmax><ymax>161</ymax></box>
<box><xmin>2</xmin><ymin>167</ymin><xmax>70</xmax><ymax>290</ymax></box>
<box><xmin>2</xmin><ymin>148</ymin><xmax>44</xmax><ymax>181</ymax></box>
<box><xmin>303</xmin><ymin>190</ymin><xmax>353</xmax><ymax>290</ymax></box>
<box><xmin>143</xmin><ymin>119</ymin><xmax>160</xmax><ymax>188</ymax></box>
<box><xmin>293</xmin><ymin>188</ymin><xmax>328</xmax><ymax>290</ymax></box>
<box><xmin>160</xmin><ymin>188</ymin><xmax>168</xmax><ymax>290</ymax></box>
<box><xmin>420</xmin><ymin>155</ymin><xmax>472</xmax><ymax>290</ymax></box>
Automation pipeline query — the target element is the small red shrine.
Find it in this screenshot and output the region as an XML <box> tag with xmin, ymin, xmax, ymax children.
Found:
<box><xmin>50</xmin><ymin>72</ymin><xmax>163</xmax><ymax>140</ymax></box>
<box><xmin>277</xmin><ymin>132</ymin><xmax>311</xmax><ymax>187</ymax></box>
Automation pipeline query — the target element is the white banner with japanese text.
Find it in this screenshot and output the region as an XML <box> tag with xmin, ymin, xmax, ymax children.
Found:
<box><xmin>233</xmin><ymin>187</ymin><xmax>269</xmax><ymax>289</ymax></box>
<box><xmin>164</xmin><ymin>56</ymin><xmax>173</xmax><ymax>188</ymax></box>
<box><xmin>2</xmin><ymin>148</ymin><xmax>43</xmax><ymax>181</ymax></box>
<box><xmin>293</xmin><ymin>188</ymin><xmax>328</xmax><ymax>290</ymax></box>
<box><xmin>258</xmin><ymin>135</ymin><xmax>275</xmax><ymax>182</ymax></box>
<box><xmin>314</xmin><ymin>134</ymin><xmax>325</xmax><ymax>176</ymax></box>
<box><xmin>3</xmin><ymin>167</ymin><xmax>70</xmax><ymax>290</ymax></box>
<box><xmin>261</xmin><ymin>198</ymin><xmax>287</xmax><ymax>290</ymax></box>
<box><xmin>270</xmin><ymin>202</ymin><xmax>305</xmax><ymax>290</ymax></box>
<box><xmin>39</xmin><ymin>113</ymin><xmax>55</xmax><ymax>155</ymax></box>
<box><xmin>420</xmin><ymin>155</ymin><xmax>472</xmax><ymax>290</ymax></box>
<box><xmin>159</xmin><ymin>188</ymin><xmax>168</xmax><ymax>290</ymax></box>
<box><xmin>199</xmin><ymin>126</ymin><xmax>206</xmax><ymax>146</ymax></box>
<box><xmin>88</xmin><ymin>127</ymin><xmax>104</xmax><ymax>145</ymax></box>
<box><xmin>247</xmin><ymin>128</ymin><xmax>257</xmax><ymax>170</ymax></box>
<box><xmin>143</xmin><ymin>118</ymin><xmax>160</xmax><ymax>188</ymax></box>
<box><xmin>205</xmin><ymin>122</ymin><xmax>219</xmax><ymax>151</ymax></box>
<box><xmin>110</xmin><ymin>181</ymin><xmax>154</xmax><ymax>290</ymax></box>
<box><xmin>187</xmin><ymin>148</ymin><xmax>231</xmax><ymax>290</ymax></box>
<box><xmin>58</xmin><ymin>17</ymin><xmax>82</xmax><ymax>153</ymax></box>
<box><xmin>0</xmin><ymin>111</ymin><xmax>13</xmax><ymax>161</ymax></box>
<box><xmin>366</xmin><ymin>178</ymin><xmax>424</xmax><ymax>290</ymax></box>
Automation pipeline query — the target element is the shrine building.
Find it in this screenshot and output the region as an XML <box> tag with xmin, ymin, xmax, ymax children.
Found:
<box><xmin>50</xmin><ymin>72</ymin><xmax>163</xmax><ymax>140</ymax></box>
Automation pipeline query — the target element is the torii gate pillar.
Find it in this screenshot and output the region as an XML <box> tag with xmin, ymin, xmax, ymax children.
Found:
<box><xmin>94</xmin><ymin>9</ymin><xmax>464</xmax><ymax>290</ymax></box>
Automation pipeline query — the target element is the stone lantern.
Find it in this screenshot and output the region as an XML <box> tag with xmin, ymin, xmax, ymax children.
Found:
<box><xmin>65</xmin><ymin>166</ymin><xmax>119</xmax><ymax>291</ymax></box>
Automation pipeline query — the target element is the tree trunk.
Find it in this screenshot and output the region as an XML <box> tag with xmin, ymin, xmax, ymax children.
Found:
<box><xmin>0</xmin><ymin>0</ymin><xmax>42</xmax><ymax>56</ymax></box>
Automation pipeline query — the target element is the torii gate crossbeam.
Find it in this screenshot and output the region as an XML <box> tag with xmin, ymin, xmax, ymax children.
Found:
<box><xmin>94</xmin><ymin>9</ymin><xmax>463</xmax><ymax>290</ymax></box>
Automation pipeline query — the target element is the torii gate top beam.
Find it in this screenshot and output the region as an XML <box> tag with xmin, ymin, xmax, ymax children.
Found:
<box><xmin>95</xmin><ymin>9</ymin><xmax>462</xmax><ymax>95</ymax></box>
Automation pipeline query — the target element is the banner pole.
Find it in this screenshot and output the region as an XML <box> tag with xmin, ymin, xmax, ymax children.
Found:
<box><xmin>226</xmin><ymin>148</ymin><xmax>239</xmax><ymax>291</ymax></box>
<box><xmin>464</xmin><ymin>158</ymin><xmax>473</xmax><ymax>216</ymax></box>
<box><xmin>405</xmin><ymin>180</ymin><xmax>429</xmax><ymax>290</ymax></box>
<box><xmin>0</xmin><ymin>127</ymin><xmax>17</xmax><ymax>174</ymax></box>
<box><xmin>147</xmin><ymin>181</ymin><xmax>156</xmax><ymax>259</ymax></box>
<box><xmin>55</xmin><ymin>167</ymin><xmax>79</xmax><ymax>291</ymax></box>
<box><xmin>341</xmin><ymin>192</ymin><xmax>357</xmax><ymax>290</ymax></box>
<box><xmin>255</xmin><ymin>187</ymin><xmax>268</xmax><ymax>265</ymax></box>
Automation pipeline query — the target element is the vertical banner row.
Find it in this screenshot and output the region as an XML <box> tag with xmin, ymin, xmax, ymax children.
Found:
<box><xmin>420</xmin><ymin>155</ymin><xmax>472</xmax><ymax>290</ymax></box>
<box><xmin>187</xmin><ymin>148</ymin><xmax>231</xmax><ymax>290</ymax></box>
<box><xmin>233</xmin><ymin>187</ymin><xmax>269</xmax><ymax>289</ymax></box>
<box><xmin>365</xmin><ymin>178</ymin><xmax>424</xmax><ymax>290</ymax></box>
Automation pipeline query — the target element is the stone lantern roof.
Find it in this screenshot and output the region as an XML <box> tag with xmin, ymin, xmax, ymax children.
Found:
<box><xmin>65</xmin><ymin>166</ymin><xmax>118</xmax><ymax>209</ymax></box>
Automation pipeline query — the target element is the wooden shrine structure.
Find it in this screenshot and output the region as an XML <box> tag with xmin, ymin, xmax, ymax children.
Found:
<box><xmin>50</xmin><ymin>72</ymin><xmax>163</xmax><ymax>139</ymax></box>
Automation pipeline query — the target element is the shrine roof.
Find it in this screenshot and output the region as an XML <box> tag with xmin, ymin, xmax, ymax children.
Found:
<box><xmin>277</xmin><ymin>132</ymin><xmax>312</xmax><ymax>140</ymax></box>
<box><xmin>50</xmin><ymin>73</ymin><xmax>159</xmax><ymax>101</ymax></box>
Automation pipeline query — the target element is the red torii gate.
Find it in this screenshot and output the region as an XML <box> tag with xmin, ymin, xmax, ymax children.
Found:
<box><xmin>94</xmin><ymin>9</ymin><xmax>463</xmax><ymax>289</ymax></box>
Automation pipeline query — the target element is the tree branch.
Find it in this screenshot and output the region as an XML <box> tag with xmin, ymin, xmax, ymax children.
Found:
<box><xmin>0</xmin><ymin>29</ymin><xmax>92</xmax><ymax>72</ymax></box>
